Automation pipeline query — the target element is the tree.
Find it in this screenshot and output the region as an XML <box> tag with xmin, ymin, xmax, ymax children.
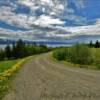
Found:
<box><xmin>12</xmin><ymin>43</ymin><xmax>17</xmax><ymax>59</ymax></box>
<box><xmin>15</xmin><ymin>39</ymin><xmax>26</xmax><ymax>58</ymax></box>
<box><xmin>95</xmin><ymin>40</ymin><xmax>100</xmax><ymax>48</ymax></box>
<box><xmin>90</xmin><ymin>40</ymin><xmax>93</xmax><ymax>47</ymax></box>
<box><xmin>5</xmin><ymin>45</ymin><xmax>12</xmax><ymax>59</ymax></box>
<box><xmin>1</xmin><ymin>39</ymin><xmax>51</xmax><ymax>60</ymax></box>
<box><xmin>0</xmin><ymin>49</ymin><xmax>5</xmax><ymax>61</ymax></box>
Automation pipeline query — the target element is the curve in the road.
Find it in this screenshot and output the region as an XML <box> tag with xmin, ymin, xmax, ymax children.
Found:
<box><xmin>3</xmin><ymin>53</ymin><xmax>100</xmax><ymax>100</ymax></box>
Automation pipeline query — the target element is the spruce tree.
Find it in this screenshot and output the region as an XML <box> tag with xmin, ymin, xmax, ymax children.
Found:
<box><xmin>0</xmin><ymin>49</ymin><xmax>5</xmax><ymax>61</ymax></box>
<box><xmin>5</xmin><ymin>45</ymin><xmax>12</xmax><ymax>59</ymax></box>
<box><xmin>90</xmin><ymin>40</ymin><xmax>93</xmax><ymax>47</ymax></box>
<box><xmin>95</xmin><ymin>40</ymin><xmax>99</xmax><ymax>48</ymax></box>
<box><xmin>15</xmin><ymin>39</ymin><xmax>26</xmax><ymax>58</ymax></box>
<box><xmin>12</xmin><ymin>43</ymin><xmax>17</xmax><ymax>59</ymax></box>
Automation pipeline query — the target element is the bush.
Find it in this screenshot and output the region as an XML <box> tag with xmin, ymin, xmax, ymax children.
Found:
<box><xmin>70</xmin><ymin>44</ymin><xmax>93</xmax><ymax>64</ymax></box>
<box><xmin>53</xmin><ymin>48</ymin><xmax>68</xmax><ymax>60</ymax></box>
<box><xmin>92</xmin><ymin>48</ymin><xmax>100</xmax><ymax>65</ymax></box>
<box><xmin>53</xmin><ymin>44</ymin><xmax>93</xmax><ymax>65</ymax></box>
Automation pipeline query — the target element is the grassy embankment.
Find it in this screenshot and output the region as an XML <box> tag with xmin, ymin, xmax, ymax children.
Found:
<box><xmin>0</xmin><ymin>56</ymin><xmax>32</xmax><ymax>99</ymax></box>
<box><xmin>52</xmin><ymin>44</ymin><xmax>100</xmax><ymax>70</ymax></box>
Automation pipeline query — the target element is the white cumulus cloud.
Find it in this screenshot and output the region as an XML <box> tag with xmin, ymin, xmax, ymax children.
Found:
<box><xmin>33</xmin><ymin>15</ymin><xmax>65</xmax><ymax>27</ymax></box>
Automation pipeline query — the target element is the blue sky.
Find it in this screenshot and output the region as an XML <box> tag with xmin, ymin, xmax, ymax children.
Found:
<box><xmin>0</xmin><ymin>0</ymin><xmax>100</xmax><ymax>42</ymax></box>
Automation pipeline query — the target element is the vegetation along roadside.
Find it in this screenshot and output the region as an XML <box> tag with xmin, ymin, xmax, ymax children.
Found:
<box><xmin>0</xmin><ymin>56</ymin><xmax>33</xmax><ymax>99</ymax></box>
<box><xmin>52</xmin><ymin>41</ymin><xmax>100</xmax><ymax>70</ymax></box>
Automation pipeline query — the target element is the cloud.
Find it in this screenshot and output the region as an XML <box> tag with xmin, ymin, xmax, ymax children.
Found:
<box><xmin>64</xmin><ymin>24</ymin><xmax>100</xmax><ymax>37</ymax></box>
<box><xmin>95</xmin><ymin>18</ymin><xmax>100</xmax><ymax>24</ymax></box>
<box><xmin>0</xmin><ymin>27</ymin><xmax>37</xmax><ymax>40</ymax></box>
<box><xmin>0</xmin><ymin>0</ymin><xmax>87</xmax><ymax>30</ymax></box>
<box><xmin>18</xmin><ymin>0</ymin><xmax>34</xmax><ymax>7</ymax></box>
<box><xmin>41</xmin><ymin>0</ymin><xmax>54</xmax><ymax>6</ymax></box>
<box><xmin>0</xmin><ymin>22</ymin><xmax>100</xmax><ymax>41</ymax></box>
<box><xmin>0</xmin><ymin>0</ymin><xmax>66</xmax><ymax>29</ymax></box>
<box><xmin>33</xmin><ymin>15</ymin><xmax>65</xmax><ymax>27</ymax></box>
<box><xmin>0</xmin><ymin>0</ymin><xmax>100</xmax><ymax>42</ymax></box>
<box><xmin>17</xmin><ymin>0</ymin><xmax>39</xmax><ymax>11</ymax></box>
<box><xmin>0</xmin><ymin>6</ymin><xmax>36</xmax><ymax>29</ymax></box>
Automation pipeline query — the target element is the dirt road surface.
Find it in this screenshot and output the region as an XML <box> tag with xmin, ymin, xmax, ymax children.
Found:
<box><xmin>3</xmin><ymin>53</ymin><xmax>100</xmax><ymax>100</ymax></box>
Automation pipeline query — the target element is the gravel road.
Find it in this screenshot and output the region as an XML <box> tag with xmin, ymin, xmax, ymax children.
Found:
<box><xmin>3</xmin><ymin>53</ymin><xmax>100</xmax><ymax>100</ymax></box>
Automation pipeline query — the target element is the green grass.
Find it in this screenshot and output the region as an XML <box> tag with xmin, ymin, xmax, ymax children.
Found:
<box><xmin>0</xmin><ymin>56</ymin><xmax>33</xmax><ymax>99</ymax></box>
<box><xmin>0</xmin><ymin>59</ymin><xmax>19</xmax><ymax>99</ymax></box>
<box><xmin>0</xmin><ymin>60</ymin><xmax>18</xmax><ymax>73</ymax></box>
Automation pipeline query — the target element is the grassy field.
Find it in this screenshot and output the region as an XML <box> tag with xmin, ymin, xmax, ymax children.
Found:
<box><xmin>0</xmin><ymin>60</ymin><xmax>18</xmax><ymax>73</ymax></box>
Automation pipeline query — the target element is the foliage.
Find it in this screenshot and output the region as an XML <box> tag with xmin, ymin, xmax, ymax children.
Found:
<box><xmin>0</xmin><ymin>39</ymin><xmax>52</xmax><ymax>60</ymax></box>
<box><xmin>70</xmin><ymin>44</ymin><xmax>93</xmax><ymax>64</ymax></box>
<box><xmin>5</xmin><ymin>45</ymin><xmax>12</xmax><ymax>59</ymax></box>
<box><xmin>89</xmin><ymin>40</ymin><xmax>100</xmax><ymax>48</ymax></box>
<box><xmin>53</xmin><ymin>44</ymin><xmax>93</xmax><ymax>65</ymax></box>
<box><xmin>0</xmin><ymin>77</ymin><xmax>10</xmax><ymax>99</ymax></box>
<box><xmin>91</xmin><ymin>48</ymin><xmax>100</xmax><ymax>69</ymax></box>
<box><xmin>53</xmin><ymin>43</ymin><xmax>100</xmax><ymax>69</ymax></box>
<box><xmin>0</xmin><ymin>50</ymin><xmax>5</xmax><ymax>61</ymax></box>
<box><xmin>53</xmin><ymin>48</ymin><xmax>67</xmax><ymax>60</ymax></box>
<box><xmin>89</xmin><ymin>40</ymin><xmax>93</xmax><ymax>47</ymax></box>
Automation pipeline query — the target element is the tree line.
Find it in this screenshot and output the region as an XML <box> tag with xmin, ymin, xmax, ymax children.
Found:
<box><xmin>0</xmin><ymin>39</ymin><xmax>52</xmax><ymax>61</ymax></box>
<box><xmin>89</xmin><ymin>40</ymin><xmax>100</xmax><ymax>48</ymax></box>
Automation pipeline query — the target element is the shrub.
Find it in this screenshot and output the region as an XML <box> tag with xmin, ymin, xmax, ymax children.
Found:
<box><xmin>70</xmin><ymin>44</ymin><xmax>93</xmax><ymax>64</ymax></box>
<box><xmin>92</xmin><ymin>48</ymin><xmax>100</xmax><ymax>65</ymax></box>
<box><xmin>53</xmin><ymin>44</ymin><xmax>93</xmax><ymax>65</ymax></box>
<box><xmin>53</xmin><ymin>48</ymin><xmax>68</xmax><ymax>60</ymax></box>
